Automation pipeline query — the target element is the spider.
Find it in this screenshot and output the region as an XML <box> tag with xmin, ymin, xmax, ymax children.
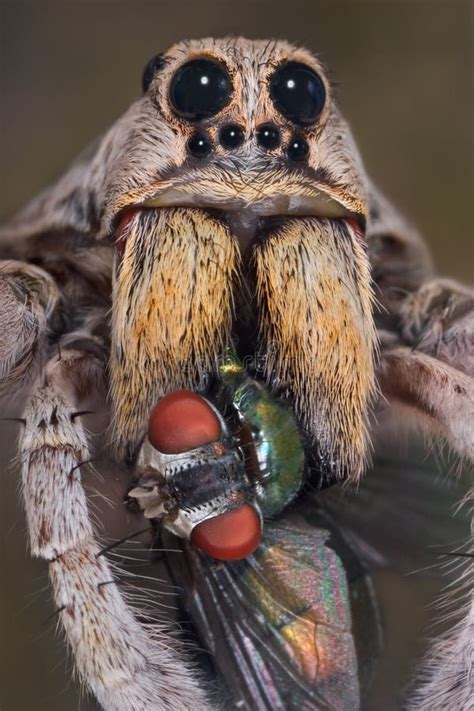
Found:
<box><xmin>0</xmin><ymin>37</ymin><xmax>472</xmax><ymax>711</ymax></box>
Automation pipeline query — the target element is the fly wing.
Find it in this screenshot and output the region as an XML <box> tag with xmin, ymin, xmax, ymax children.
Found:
<box><xmin>316</xmin><ymin>452</ymin><xmax>471</xmax><ymax>574</ymax></box>
<box><xmin>167</xmin><ymin>522</ymin><xmax>367</xmax><ymax>711</ymax></box>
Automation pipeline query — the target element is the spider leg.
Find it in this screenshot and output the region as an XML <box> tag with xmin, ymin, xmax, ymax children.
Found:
<box><xmin>377</xmin><ymin>340</ymin><xmax>473</xmax><ymax>708</ymax></box>
<box><xmin>367</xmin><ymin>185</ymin><xmax>474</xmax><ymax>456</ymax></box>
<box><xmin>408</xmin><ymin>493</ymin><xmax>473</xmax><ymax>711</ymax></box>
<box><xmin>368</xmin><ymin>190</ymin><xmax>474</xmax><ymax>708</ymax></box>
<box><xmin>20</xmin><ymin>342</ymin><xmax>211</xmax><ymax>710</ymax></box>
<box><xmin>398</xmin><ymin>277</ymin><xmax>474</xmax><ymax>376</ymax></box>
<box><xmin>0</xmin><ymin>260</ymin><xmax>60</xmax><ymax>393</ymax></box>
<box><xmin>377</xmin><ymin>344</ymin><xmax>473</xmax><ymax>461</ymax></box>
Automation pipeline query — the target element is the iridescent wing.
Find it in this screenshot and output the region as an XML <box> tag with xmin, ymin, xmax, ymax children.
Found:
<box><xmin>317</xmin><ymin>453</ymin><xmax>471</xmax><ymax>573</ymax></box>
<box><xmin>166</xmin><ymin>517</ymin><xmax>380</xmax><ymax>711</ymax></box>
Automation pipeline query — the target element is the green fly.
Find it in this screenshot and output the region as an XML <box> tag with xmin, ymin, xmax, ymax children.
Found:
<box><xmin>130</xmin><ymin>350</ymin><xmax>380</xmax><ymax>710</ymax></box>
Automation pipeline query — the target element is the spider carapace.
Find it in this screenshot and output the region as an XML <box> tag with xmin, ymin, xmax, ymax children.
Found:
<box><xmin>0</xmin><ymin>37</ymin><xmax>472</xmax><ymax>711</ymax></box>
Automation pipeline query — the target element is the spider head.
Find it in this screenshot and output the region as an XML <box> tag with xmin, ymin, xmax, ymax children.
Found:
<box><xmin>104</xmin><ymin>37</ymin><xmax>367</xmax><ymax>243</ymax></box>
<box><xmin>100</xmin><ymin>38</ymin><xmax>376</xmax><ymax>486</ymax></box>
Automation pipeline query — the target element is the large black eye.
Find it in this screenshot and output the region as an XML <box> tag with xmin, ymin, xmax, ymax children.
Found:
<box><xmin>270</xmin><ymin>61</ymin><xmax>326</xmax><ymax>126</ymax></box>
<box><xmin>169</xmin><ymin>58</ymin><xmax>232</xmax><ymax>121</ymax></box>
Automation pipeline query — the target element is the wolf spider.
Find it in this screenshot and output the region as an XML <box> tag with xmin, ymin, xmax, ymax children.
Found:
<box><xmin>0</xmin><ymin>37</ymin><xmax>472</xmax><ymax>710</ymax></box>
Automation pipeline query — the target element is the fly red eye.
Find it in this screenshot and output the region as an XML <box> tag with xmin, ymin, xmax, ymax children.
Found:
<box><xmin>191</xmin><ymin>504</ymin><xmax>261</xmax><ymax>560</ymax></box>
<box><xmin>148</xmin><ymin>390</ymin><xmax>221</xmax><ymax>454</ymax></box>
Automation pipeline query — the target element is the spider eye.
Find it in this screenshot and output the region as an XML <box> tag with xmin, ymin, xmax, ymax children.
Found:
<box><xmin>142</xmin><ymin>53</ymin><xmax>165</xmax><ymax>93</ymax></box>
<box><xmin>270</xmin><ymin>61</ymin><xmax>326</xmax><ymax>126</ymax></box>
<box><xmin>169</xmin><ymin>58</ymin><xmax>232</xmax><ymax>121</ymax></box>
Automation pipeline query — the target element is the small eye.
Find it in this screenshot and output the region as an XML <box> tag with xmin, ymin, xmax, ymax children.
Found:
<box><xmin>270</xmin><ymin>61</ymin><xmax>326</xmax><ymax>126</ymax></box>
<box><xmin>287</xmin><ymin>134</ymin><xmax>309</xmax><ymax>161</ymax></box>
<box><xmin>257</xmin><ymin>123</ymin><xmax>280</xmax><ymax>150</ymax></box>
<box><xmin>169</xmin><ymin>58</ymin><xmax>232</xmax><ymax>121</ymax></box>
<box><xmin>187</xmin><ymin>131</ymin><xmax>213</xmax><ymax>158</ymax></box>
<box><xmin>219</xmin><ymin>124</ymin><xmax>245</xmax><ymax>149</ymax></box>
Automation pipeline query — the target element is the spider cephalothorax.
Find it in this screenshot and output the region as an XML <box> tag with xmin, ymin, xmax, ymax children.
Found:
<box><xmin>0</xmin><ymin>36</ymin><xmax>472</xmax><ymax>711</ymax></box>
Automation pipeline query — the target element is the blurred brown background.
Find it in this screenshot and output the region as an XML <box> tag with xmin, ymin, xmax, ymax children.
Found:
<box><xmin>0</xmin><ymin>1</ymin><xmax>472</xmax><ymax>710</ymax></box>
